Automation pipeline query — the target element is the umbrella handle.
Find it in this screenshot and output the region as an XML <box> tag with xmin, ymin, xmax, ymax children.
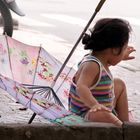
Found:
<box><xmin>52</xmin><ymin>0</ymin><xmax>107</xmax><ymax>85</ymax></box>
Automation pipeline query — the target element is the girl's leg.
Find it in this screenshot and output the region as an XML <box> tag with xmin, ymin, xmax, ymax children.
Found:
<box><xmin>86</xmin><ymin>110</ymin><xmax>122</xmax><ymax>126</ymax></box>
<box><xmin>84</xmin><ymin>78</ymin><xmax>128</xmax><ymax>126</ymax></box>
<box><xmin>113</xmin><ymin>78</ymin><xmax>129</xmax><ymax>121</ymax></box>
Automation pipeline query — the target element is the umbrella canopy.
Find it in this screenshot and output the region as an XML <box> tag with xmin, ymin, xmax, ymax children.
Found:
<box><xmin>0</xmin><ymin>35</ymin><xmax>85</xmax><ymax>125</ymax></box>
<box><xmin>0</xmin><ymin>35</ymin><xmax>75</xmax><ymax>109</ymax></box>
<box><xmin>0</xmin><ymin>73</ymin><xmax>85</xmax><ymax>125</ymax></box>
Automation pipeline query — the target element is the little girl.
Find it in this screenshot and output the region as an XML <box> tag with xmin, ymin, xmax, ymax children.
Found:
<box><xmin>68</xmin><ymin>18</ymin><xmax>135</xmax><ymax>126</ymax></box>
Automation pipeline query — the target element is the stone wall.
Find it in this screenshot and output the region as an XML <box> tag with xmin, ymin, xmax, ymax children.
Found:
<box><xmin>0</xmin><ymin>122</ymin><xmax>139</xmax><ymax>140</ymax></box>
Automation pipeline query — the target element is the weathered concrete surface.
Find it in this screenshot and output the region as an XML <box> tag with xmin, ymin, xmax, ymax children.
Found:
<box><xmin>0</xmin><ymin>123</ymin><xmax>122</xmax><ymax>140</ymax></box>
<box><xmin>123</xmin><ymin>122</ymin><xmax>140</xmax><ymax>140</ymax></box>
<box><xmin>0</xmin><ymin>122</ymin><xmax>140</xmax><ymax>140</ymax></box>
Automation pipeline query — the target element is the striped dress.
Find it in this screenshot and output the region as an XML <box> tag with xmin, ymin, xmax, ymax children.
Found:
<box><xmin>68</xmin><ymin>55</ymin><xmax>115</xmax><ymax>117</ymax></box>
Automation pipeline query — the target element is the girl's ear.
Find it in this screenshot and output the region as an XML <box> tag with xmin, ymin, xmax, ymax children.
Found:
<box><xmin>112</xmin><ymin>47</ymin><xmax>122</xmax><ymax>55</ymax></box>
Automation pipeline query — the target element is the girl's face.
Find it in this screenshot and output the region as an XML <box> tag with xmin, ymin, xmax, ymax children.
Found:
<box><xmin>108</xmin><ymin>44</ymin><xmax>128</xmax><ymax>66</ymax></box>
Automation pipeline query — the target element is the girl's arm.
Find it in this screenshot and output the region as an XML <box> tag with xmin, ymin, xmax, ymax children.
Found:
<box><xmin>76</xmin><ymin>61</ymin><xmax>109</xmax><ymax>111</ymax></box>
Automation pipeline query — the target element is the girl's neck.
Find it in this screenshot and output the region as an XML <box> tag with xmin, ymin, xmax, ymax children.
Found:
<box><xmin>90</xmin><ymin>51</ymin><xmax>109</xmax><ymax>69</ymax></box>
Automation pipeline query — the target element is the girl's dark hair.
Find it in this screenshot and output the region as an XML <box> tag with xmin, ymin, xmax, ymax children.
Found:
<box><xmin>82</xmin><ymin>18</ymin><xmax>132</xmax><ymax>51</ymax></box>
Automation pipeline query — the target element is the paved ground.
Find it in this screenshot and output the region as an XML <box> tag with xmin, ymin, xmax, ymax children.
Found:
<box><xmin>0</xmin><ymin>26</ymin><xmax>140</xmax><ymax>124</ymax></box>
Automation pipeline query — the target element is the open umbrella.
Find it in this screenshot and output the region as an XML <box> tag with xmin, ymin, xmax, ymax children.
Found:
<box><xmin>0</xmin><ymin>0</ymin><xmax>106</xmax><ymax>125</ymax></box>
<box><xmin>0</xmin><ymin>35</ymin><xmax>84</xmax><ymax>125</ymax></box>
<box><xmin>0</xmin><ymin>35</ymin><xmax>75</xmax><ymax>108</ymax></box>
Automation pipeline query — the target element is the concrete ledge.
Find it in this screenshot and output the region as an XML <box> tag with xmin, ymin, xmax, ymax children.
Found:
<box><xmin>123</xmin><ymin>122</ymin><xmax>140</xmax><ymax>140</ymax></box>
<box><xmin>0</xmin><ymin>123</ymin><xmax>122</xmax><ymax>140</ymax></box>
<box><xmin>0</xmin><ymin>122</ymin><xmax>140</xmax><ymax>140</ymax></box>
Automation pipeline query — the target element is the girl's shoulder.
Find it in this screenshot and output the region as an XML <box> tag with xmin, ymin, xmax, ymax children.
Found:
<box><xmin>78</xmin><ymin>54</ymin><xmax>101</xmax><ymax>67</ymax></box>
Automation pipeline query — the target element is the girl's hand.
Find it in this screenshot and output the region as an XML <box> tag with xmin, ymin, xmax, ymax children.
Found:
<box><xmin>89</xmin><ymin>104</ymin><xmax>111</xmax><ymax>113</ymax></box>
<box><xmin>123</xmin><ymin>46</ymin><xmax>136</xmax><ymax>61</ymax></box>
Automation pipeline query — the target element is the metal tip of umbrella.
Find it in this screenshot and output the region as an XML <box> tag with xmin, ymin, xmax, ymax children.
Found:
<box><xmin>4</xmin><ymin>32</ymin><xmax>7</xmax><ymax>36</ymax></box>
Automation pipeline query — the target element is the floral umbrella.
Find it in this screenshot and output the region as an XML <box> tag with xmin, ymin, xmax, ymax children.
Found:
<box><xmin>0</xmin><ymin>35</ymin><xmax>84</xmax><ymax>125</ymax></box>
<box><xmin>0</xmin><ymin>35</ymin><xmax>75</xmax><ymax>108</ymax></box>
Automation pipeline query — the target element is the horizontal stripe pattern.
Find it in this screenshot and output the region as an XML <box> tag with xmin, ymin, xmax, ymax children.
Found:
<box><xmin>69</xmin><ymin>55</ymin><xmax>114</xmax><ymax>116</ymax></box>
